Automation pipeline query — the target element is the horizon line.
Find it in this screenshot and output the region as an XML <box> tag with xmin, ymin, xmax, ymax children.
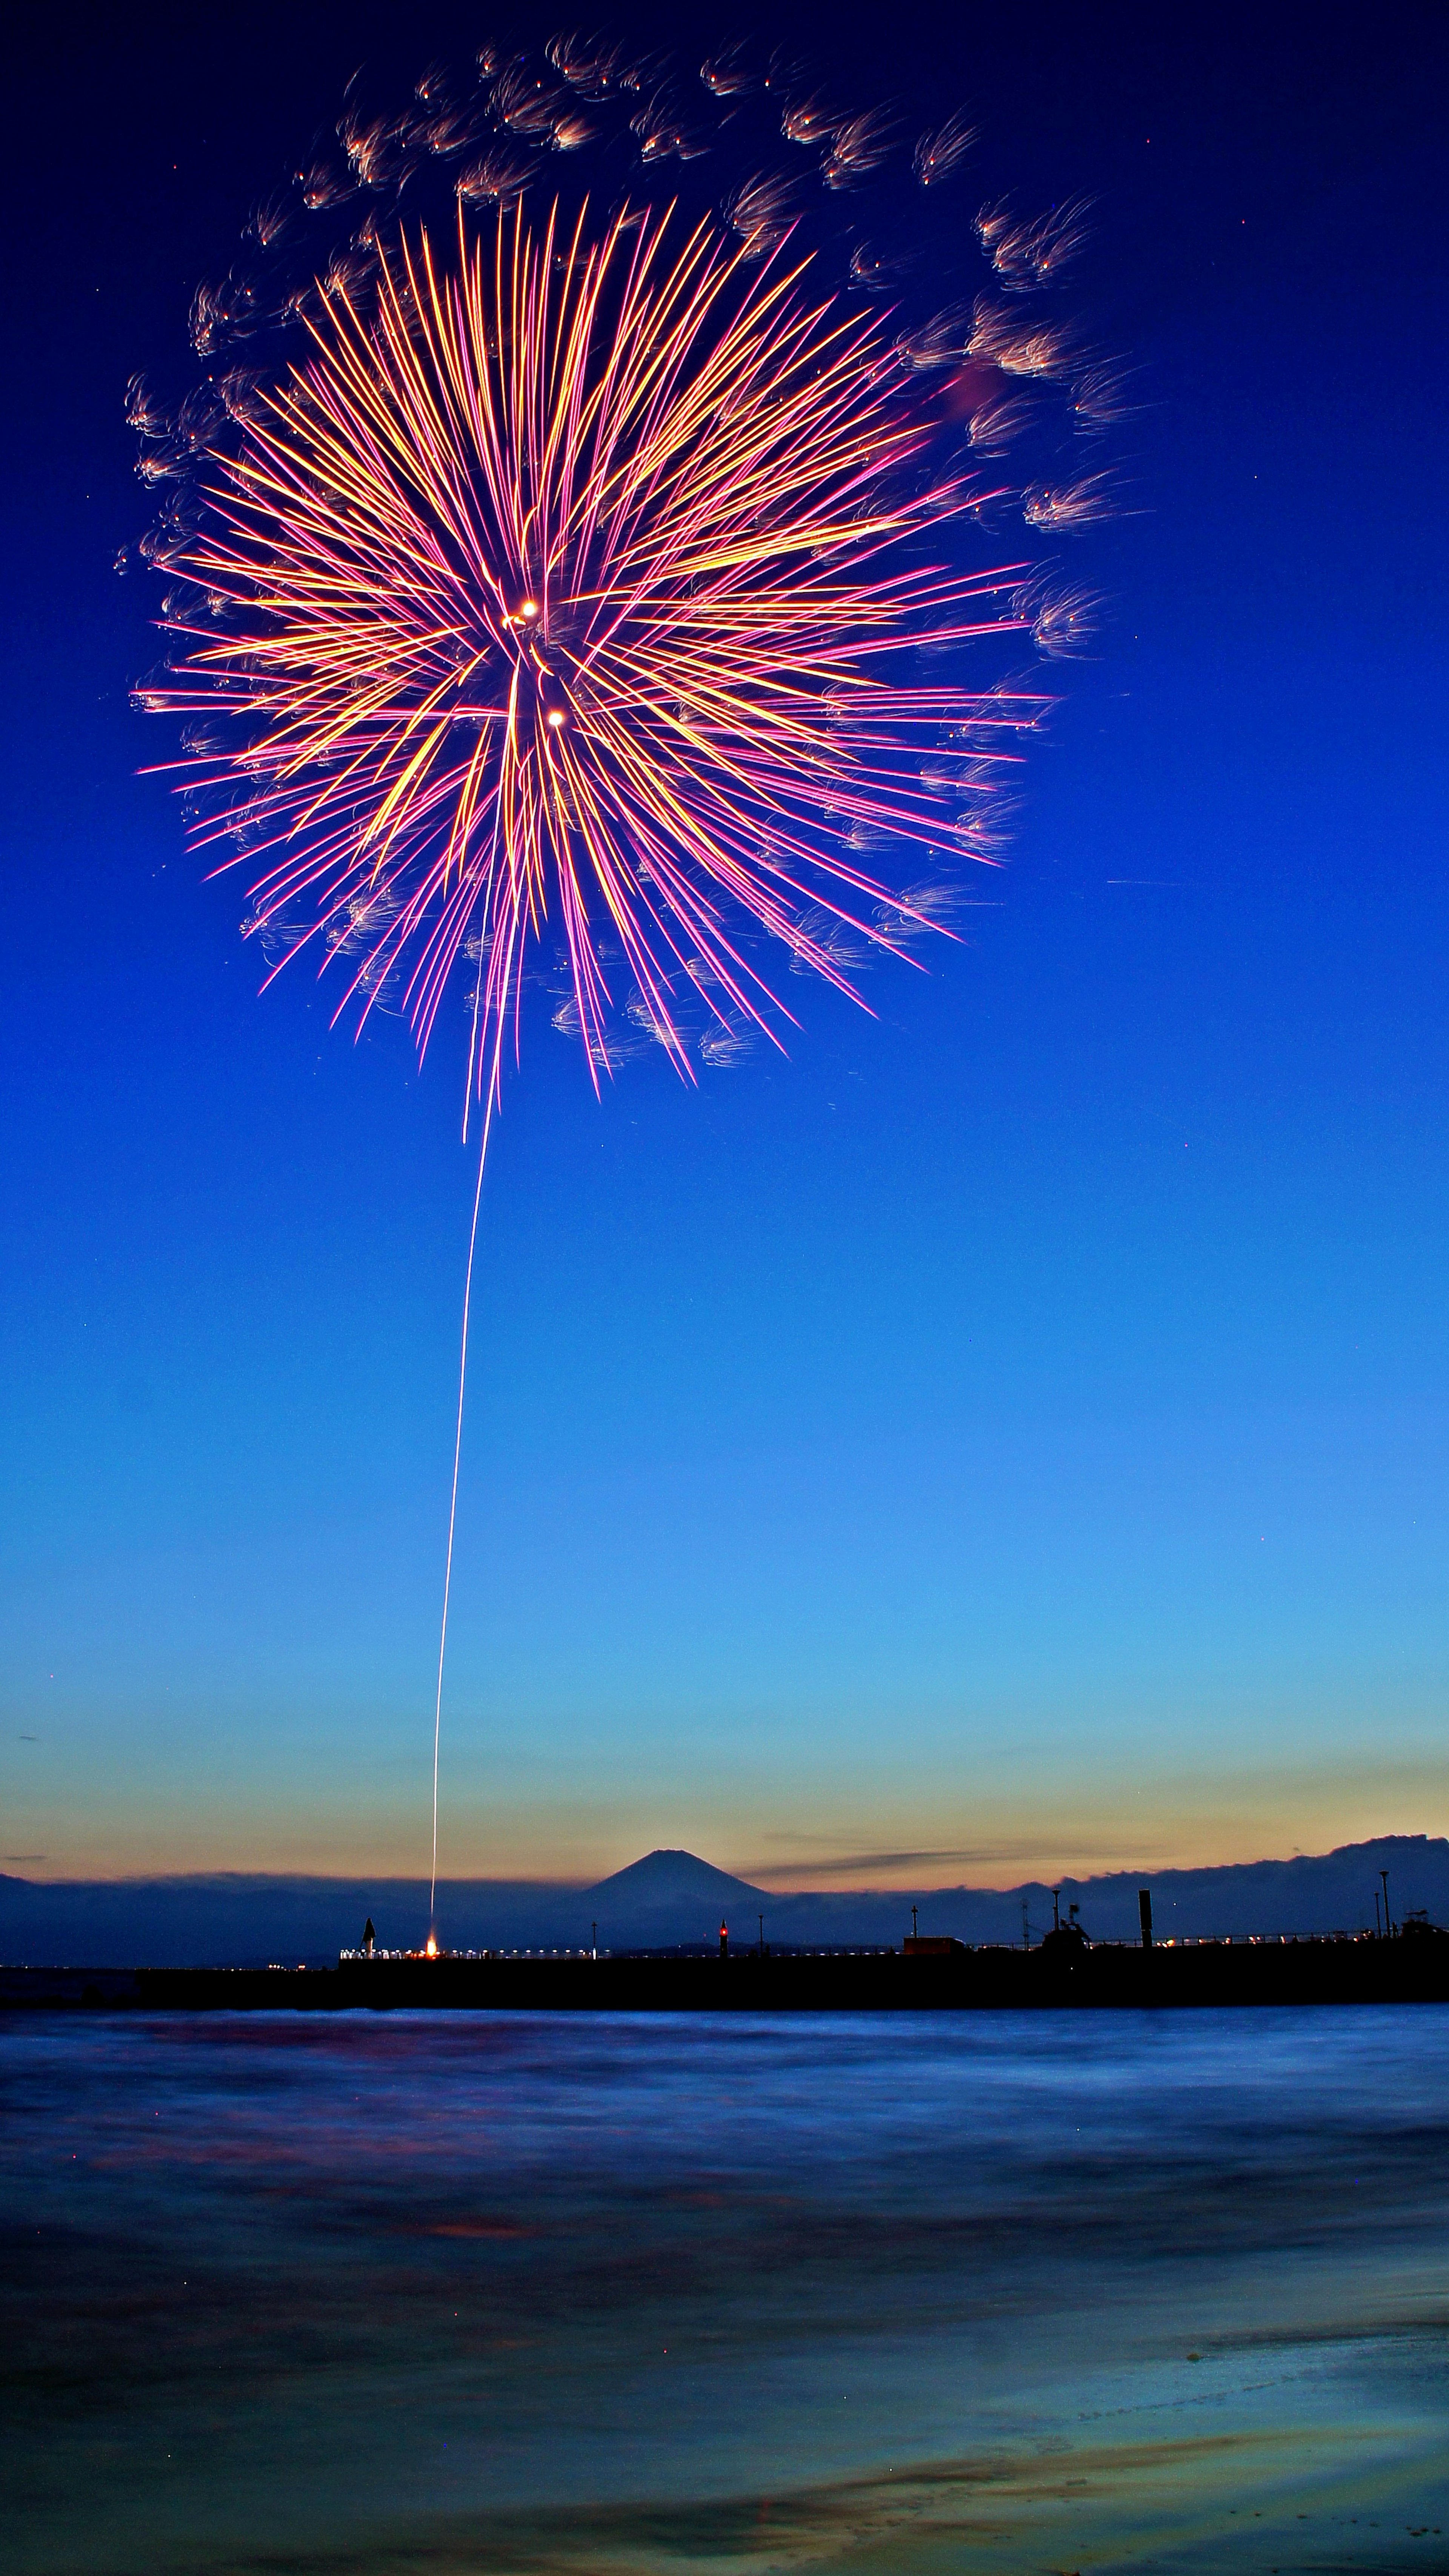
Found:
<box><xmin>3</xmin><ymin>1830</ymin><xmax>1441</xmax><ymax>1896</ymax></box>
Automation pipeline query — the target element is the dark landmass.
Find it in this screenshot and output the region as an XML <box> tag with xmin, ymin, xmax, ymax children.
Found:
<box><xmin>5</xmin><ymin>1927</ymin><xmax>1448</xmax><ymax>2017</ymax></box>
<box><xmin>0</xmin><ymin>1835</ymin><xmax>1443</xmax><ymax>1969</ymax></box>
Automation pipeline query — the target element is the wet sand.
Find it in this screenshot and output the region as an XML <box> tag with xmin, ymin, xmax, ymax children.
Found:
<box><xmin>4</xmin><ymin>2007</ymin><xmax>1447</xmax><ymax>2572</ymax></box>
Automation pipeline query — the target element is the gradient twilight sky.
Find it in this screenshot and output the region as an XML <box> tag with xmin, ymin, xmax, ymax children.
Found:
<box><xmin>2</xmin><ymin>0</ymin><xmax>1445</xmax><ymax>1886</ymax></box>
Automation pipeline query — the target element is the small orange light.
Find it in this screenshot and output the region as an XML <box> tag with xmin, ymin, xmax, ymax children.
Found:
<box><xmin>426</xmin><ymin>1934</ymin><xmax>438</xmax><ymax>1958</ymax></box>
<box><xmin>545</xmin><ymin>708</ymin><xmax>565</xmax><ymax>728</ymax></box>
<box><xmin>520</xmin><ymin>598</ymin><xmax>539</xmax><ymax>619</ymax></box>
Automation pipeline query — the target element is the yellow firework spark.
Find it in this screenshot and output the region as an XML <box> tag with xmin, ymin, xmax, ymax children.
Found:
<box><xmin>154</xmin><ymin>196</ymin><xmax>1035</xmax><ymax>1100</ymax></box>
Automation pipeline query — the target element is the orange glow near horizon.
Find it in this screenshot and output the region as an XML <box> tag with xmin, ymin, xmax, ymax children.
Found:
<box><xmin>7</xmin><ymin>1756</ymin><xmax>1446</xmax><ymax>1888</ymax></box>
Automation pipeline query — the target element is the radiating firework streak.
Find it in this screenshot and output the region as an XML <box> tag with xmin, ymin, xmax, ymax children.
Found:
<box><xmin>149</xmin><ymin>199</ymin><xmax>1040</xmax><ymax>1917</ymax></box>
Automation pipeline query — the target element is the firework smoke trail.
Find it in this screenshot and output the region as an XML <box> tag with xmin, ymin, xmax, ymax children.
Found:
<box><xmin>147</xmin><ymin>197</ymin><xmax>1052</xmax><ymax>1919</ymax></box>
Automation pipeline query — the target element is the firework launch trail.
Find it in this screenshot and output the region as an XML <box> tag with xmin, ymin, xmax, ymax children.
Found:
<box><xmin>135</xmin><ymin>34</ymin><xmax>1118</xmax><ymax>1911</ymax></box>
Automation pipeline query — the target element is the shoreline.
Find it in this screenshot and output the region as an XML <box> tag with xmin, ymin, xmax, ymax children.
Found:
<box><xmin>4</xmin><ymin>1935</ymin><xmax>1448</xmax><ymax>2014</ymax></box>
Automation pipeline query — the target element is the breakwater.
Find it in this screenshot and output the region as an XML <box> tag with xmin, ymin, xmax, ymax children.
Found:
<box><xmin>5</xmin><ymin>1930</ymin><xmax>1447</xmax><ymax>2012</ymax></box>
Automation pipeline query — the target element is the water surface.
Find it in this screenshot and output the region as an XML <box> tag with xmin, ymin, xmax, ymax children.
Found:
<box><xmin>4</xmin><ymin>2007</ymin><xmax>1448</xmax><ymax>2572</ymax></box>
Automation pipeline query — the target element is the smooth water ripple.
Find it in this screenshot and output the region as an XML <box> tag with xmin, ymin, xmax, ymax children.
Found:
<box><xmin>3</xmin><ymin>2007</ymin><xmax>1448</xmax><ymax>2572</ymax></box>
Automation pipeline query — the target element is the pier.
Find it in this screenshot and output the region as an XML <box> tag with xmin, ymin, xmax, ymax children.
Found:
<box><xmin>5</xmin><ymin>1928</ymin><xmax>1449</xmax><ymax>2013</ymax></box>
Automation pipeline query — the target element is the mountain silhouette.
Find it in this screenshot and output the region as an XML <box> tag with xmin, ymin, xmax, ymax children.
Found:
<box><xmin>3</xmin><ymin>1835</ymin><xmax>1446</xmax><ymax>1966</ymax></box>
<box><xmin>585</xmin><ymin>1848</ymin><xmax>766</xmax><ymax>1908</ymax></box>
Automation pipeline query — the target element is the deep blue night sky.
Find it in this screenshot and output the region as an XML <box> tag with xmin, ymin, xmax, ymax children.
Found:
<box><xmin>3</xmin><ymin>0</ymin><xmax>1445</xmax><ymax>1882</ymax></box>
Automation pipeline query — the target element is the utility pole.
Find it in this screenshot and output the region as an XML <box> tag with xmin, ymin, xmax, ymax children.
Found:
<box><xmin>911</xmin><ymin>1905</ymin><xmax>918</xmax><ymax>1942</ymax></box>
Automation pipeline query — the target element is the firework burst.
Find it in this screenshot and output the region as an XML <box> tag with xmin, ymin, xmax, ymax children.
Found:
<box><xmin>154</xmin><ymin>198</ymin><xmax>1038</xmax><ymax>1108</ymax></box>
<box><xmin>134</xmin><ymin>60</ymin><xmax>1120</xmax><ymax>1916</ymax></box>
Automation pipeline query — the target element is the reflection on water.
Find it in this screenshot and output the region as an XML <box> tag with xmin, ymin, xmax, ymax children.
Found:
<box><xmin>3</xmin><ymin>2008</ymin><xmax>1448</xmax><ymax>2573</ymax></box>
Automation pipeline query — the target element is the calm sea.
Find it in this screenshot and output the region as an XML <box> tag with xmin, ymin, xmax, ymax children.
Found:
<box><xmin>4</xmin><ymin>2007</ymin><xmax>1447</xmax><ymax>2573</ymax></box>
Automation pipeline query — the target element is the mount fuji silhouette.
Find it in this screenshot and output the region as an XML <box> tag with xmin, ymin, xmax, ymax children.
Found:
<box><xmin>585</xmin><ymin>1848</ymin><xmax>766</xmax><ymax>1942</ymax></box>
<box><xmin>588</xmin><ymin>1848</ymin><xmax>766</xmax><ymax>1906</ymax></box>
